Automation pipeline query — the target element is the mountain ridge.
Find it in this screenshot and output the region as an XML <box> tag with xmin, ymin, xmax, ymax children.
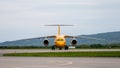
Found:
<box><xmin>0</xmin><ymin>31</ymin><xmax>120</xmax><ymax>46</ymax></box>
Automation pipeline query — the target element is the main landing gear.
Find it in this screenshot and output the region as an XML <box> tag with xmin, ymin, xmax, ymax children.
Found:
<box><xmin>64</xmin><ymin>45</ymin><xmax>68</xmax><ymax>50</ymax></box>
<box><xmin>51</xmin><ymin>45</ymin><xmax>55</xmax><ymax>50</ymax></box>
<box><xmin>51</xmin><ymin>45</ymin><xmax>69</xmax><ymax>50</ymax></box>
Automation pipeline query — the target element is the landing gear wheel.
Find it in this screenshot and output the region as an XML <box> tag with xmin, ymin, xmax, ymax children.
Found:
<box><xmin>59</xmin><ymin>48</ymin><xmax>62</xmax><ymax>50</ymax></box>
<box><xmin>51</xmin><ymin>45</ymin><xmax>55</xmax><ymax>50</ymax></box>
<box><xmin>65</xmin><ymin>45</ymin><xmax>69</xmax><ymax>50</ymax></box>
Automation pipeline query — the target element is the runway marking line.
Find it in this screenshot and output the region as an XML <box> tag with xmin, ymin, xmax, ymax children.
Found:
<box><xmin>49</xmin><ymin>60</ymin><xmax>73</xmax><ymax>66</ymax></box>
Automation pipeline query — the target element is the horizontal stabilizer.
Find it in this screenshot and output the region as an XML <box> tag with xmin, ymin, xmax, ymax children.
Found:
<box><xmin>45</xmin><ymin>24</ymin><xmax>73</xmax><ymax>26</ymax></box>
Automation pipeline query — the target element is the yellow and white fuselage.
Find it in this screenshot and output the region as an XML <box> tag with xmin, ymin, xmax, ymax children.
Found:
<box><xmin>54</xmin><ymin>25</ymin><xmax>66</xmax><ymax>48</ymax></box>
<box><xmin>54</xmin><ymin>35</ymin><xmax>66</xmax><ymax>48</ymax></box>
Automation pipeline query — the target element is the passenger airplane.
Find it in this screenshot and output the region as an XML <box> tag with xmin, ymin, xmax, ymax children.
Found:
<box><xmin>40</xmin><ymin>25</ymin><xmax>105</xmax><ymax>50</ymax></box>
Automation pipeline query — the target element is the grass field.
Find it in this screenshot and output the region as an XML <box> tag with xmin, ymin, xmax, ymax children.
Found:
<box><xmin>3</xmin><ymin>51</ymin><xmax>120</xmax><ymax>57</ymax></box>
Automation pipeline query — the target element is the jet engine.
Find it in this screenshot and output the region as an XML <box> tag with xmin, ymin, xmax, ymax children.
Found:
<box><xmin>43</xmin><ymin>39</ymin><xmax>49</xmax><ymax>46</ymax></box>
<box><xmin>71</xmin><ymin>39</ymin><xmax>77</xmax><ymax>46</ymax></box>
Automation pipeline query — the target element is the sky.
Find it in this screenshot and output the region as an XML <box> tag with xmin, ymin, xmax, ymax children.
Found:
<box><xmin>0</xmin><ymin>0</ymin><xmax>120</xmax><ymax>42</ymax></box>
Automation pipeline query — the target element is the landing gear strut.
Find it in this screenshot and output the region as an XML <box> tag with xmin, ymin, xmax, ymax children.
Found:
<box><xmin>51</xmin><ymin>45</ymin><xmax>69</xmax><ymax>50</ymax></box>
<box><xmin>51</xmin><ymin>45</ymin><xmax>55</xmax><ymax>50</ymax></box>
<box><xmin>59</xmin><ymin>48</ymin><xmax>62</xmax><ymax>50</ymax></box>
<box><xmin>64</xmin><ymin>45</ymin><xmax>69</xmax><ymax>50</ymax></box>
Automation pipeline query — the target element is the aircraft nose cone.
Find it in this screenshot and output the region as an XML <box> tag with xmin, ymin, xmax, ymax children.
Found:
<box><xmin>55</xmin><ymin>41</ymin><xmax>66</xmax><ymax>47</ymax></box>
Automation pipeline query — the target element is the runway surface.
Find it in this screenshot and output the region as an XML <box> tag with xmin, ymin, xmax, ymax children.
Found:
<box><xmin>1</xmin><ymin>49</ymin><xmax>120</xmax><ymax>53</ymax></box>
<box><xmin>0</xmin><ymin>57</ymin><xmax>120</xmax><ymax>68</ymax></box>
<box><xmin>0</xmin><ymin>49</ymin><xmax>120</xmax><ymax>68</ymax></box>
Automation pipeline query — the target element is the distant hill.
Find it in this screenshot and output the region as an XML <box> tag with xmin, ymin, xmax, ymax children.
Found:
<box><xmin>0</xmin><ymin>31</ymin><xmax>120</xmax><ymax>46</ymax></box>
<box><xmin>78</xmin><ymin>31</ymin><xmax>120</xmax><ymax>44</ymax></box>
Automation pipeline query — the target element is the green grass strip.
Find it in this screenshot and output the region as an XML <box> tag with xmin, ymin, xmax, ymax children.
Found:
<box><xmin>3</xmin><ymin>51</ymin><xmax>120</xmax><ymax>57</ymax></box>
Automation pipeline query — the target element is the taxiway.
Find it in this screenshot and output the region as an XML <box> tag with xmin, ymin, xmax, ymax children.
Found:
<box><xmin>0</xmin><ymin>57</ymin><xmax>120</xmax><ymax>68</ymax></box>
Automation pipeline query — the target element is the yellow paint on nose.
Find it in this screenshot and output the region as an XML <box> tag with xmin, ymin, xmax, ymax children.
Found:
<box><xmin>55</xmin><ymin>41</ymin><xmax>66</xmax><ymax>47</ymax></box>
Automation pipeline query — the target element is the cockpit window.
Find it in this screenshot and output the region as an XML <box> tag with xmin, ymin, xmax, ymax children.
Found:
<box><xmin>57</xmin><ymin>39</ymin><xmax>64</xmax><ymax>41</ymax></box>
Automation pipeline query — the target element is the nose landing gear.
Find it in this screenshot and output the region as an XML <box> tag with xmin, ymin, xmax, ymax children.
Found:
<box><xmin>51</xmin><ymin>45</ymin><xmax>69</xmax><ymax>50</ymax></box>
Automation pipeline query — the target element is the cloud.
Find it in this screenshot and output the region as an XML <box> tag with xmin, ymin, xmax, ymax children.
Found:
<box><xmin>55</xmin><ymin>2</ymin><xmax>97</xmax><ymax>6</ymax></box>
<box><xmin>0</xmin><ymin>0</ymin><xmax>120</xmax><ymax>42</ymax></box>
<box><xmin>0</xmin><ymin>0</ymin><xmax>97</xmax><ymax>8</ymax></box>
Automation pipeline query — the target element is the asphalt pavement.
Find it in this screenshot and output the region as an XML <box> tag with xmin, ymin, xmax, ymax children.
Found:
<box><xmin>0</xmin><ymin>57</ymin><xmax>120</xmax><ymax>68</ymax></box>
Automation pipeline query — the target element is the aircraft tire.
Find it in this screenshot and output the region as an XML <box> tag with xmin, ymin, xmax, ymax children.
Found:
<box><xmin>51</xmin><ymin>45</ymin><xmax>55</xmax><ymax>50</ymax></box>
<box><xmin>59</xmin><ymin>48</ymin><xmax>62</xmax><ymax>50</ymax></box>
<box><xmin>65</xmin><ymin>45</ymin><xmax>68</xmax><ymax>50</ymax></box>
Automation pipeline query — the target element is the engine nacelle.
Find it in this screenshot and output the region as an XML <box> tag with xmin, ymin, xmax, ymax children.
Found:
<box><xmin>71</xmin><ymin>39</ymin><xmax>77</xmax><ymax>46</ymax></box>
<box><xmin>43</xmin><ymin>39</ymin><xmax>49</xmax><ymax>46</ymax></box>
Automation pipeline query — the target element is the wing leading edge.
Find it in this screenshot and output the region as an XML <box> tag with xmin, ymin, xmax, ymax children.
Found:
<box><xmin>64</xmin><ymin>35</ymin><xmax>105</xmax><ymax>41</ymax></box>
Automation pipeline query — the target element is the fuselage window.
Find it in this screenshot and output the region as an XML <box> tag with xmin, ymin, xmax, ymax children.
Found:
<box><xmin>57</xmin><ymin>39</ymin><xmax>64</xmax><ymax>41</ymax></box>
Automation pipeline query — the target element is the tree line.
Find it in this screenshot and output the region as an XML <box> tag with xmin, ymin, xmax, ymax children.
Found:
<box><xmin>76</xmin><ymin>43</ymin><xmax>120</xmax><ymax>49</ymax></box>
<box><xmin>0</xmin><ymin>43</ymin><xmax>120</xmax><ymax>49</ymax></box>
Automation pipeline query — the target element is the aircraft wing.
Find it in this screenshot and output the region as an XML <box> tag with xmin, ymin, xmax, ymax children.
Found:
<box><xmin>64</xmin><ymin>35</ymin><xmax>75</xmax><ymax>38</ymax></box>
<box><xmin>46</xmin><ymin>35</ymin><xmax>56</xmax><ymax>38</ymax></box>
<box><xmin>28</xmin><ymin>35</ymin><xmax>56</xmax><ymax>40</ymax></box>
<box><xmin>78</xmin><ymin>35</ymin><xmax>106</xmax><ymax>41</ymax></box>
<box><xmin>64</xmin><ymin>35</ymin><xmax>105</xmax><ymax>41</ymax></box>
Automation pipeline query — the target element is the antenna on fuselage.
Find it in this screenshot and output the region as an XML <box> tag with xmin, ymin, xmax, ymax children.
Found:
<box><xmin>45</xmin><ymin>24</ymin><xmax>73</xmax><ymax>35</ymax></box>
